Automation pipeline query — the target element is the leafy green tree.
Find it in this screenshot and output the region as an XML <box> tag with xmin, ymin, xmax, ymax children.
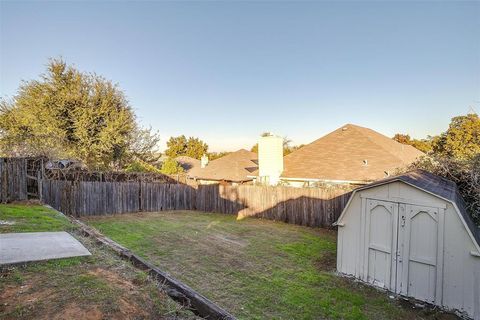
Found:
<box><xmin>164</xmin><ymin>135</ymin><xmax>208</xmax><ymax>159</ymax></box>
<box><xmin>129</xmin><ymin>126</ymin><xmax>161</xmax><ymax>164</ymax></box>
<box><xmin>207</xmin><ymin>152</ymin><xmax>230</xmax><ymax>160</ymax></box>
<box><xmin>393</xmin><ymin>133</ymin><xmax>411</xmax><ymax>144</ymax></box>
<box><xmin>251</xmin><ymin>135</ymin><xmax>302</xmax><ymax>156</ymax></box>
<box><xmin>393</xmin><ymin>133</ymin><xmax>432</xmax><ymax>153</ymax></box>
<box><xmin>402</xmin><ymin>113</ymin><xmax>480</xmax><ymax>225</ymax></box>
<box><xmin>284</xmin><ymin>144</ymin><xmax>305</xmax><ymax>155</ymax></box>
<box><xmin>0</xmin><ymin>58</ymin><xmax>156</xmax><ymax>170</ymax></box>
<box><xmin>408</xmin><ymin>154</ymin><xmax>480</xmax><ymax>225</ymax></box>
<box><xmin>185</xmin><ymin>137</ymin><xmax>208</xmax><ymax>159</ymax></box>
<box><xmin>164</xmin><ymin>135</ymin><xmax>188</xmax><ymax>158</ymax></box>
<box><xmin>160</xmin><ymin>158</ymin><xmax>184</xmax><ymax>174</ymax></box>
<box><xmin>124</xmin><ymin>160</ymin><xmax>162</xmax><ymax>174</ymax></box>
<box><xmin>410</xmin><ymin>139</ymin><xmax>433</xmax><ymax>154</ymax></box>
<box><xmin>432</xmin><ymin>113</ymin><xmax>480</xmax><ymax>160</ymax></box>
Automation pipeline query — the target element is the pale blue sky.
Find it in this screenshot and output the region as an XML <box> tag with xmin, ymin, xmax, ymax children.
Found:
<box><xmin>1</xmin><ymin>1</ymin><xmax>479</xmax><ymax>151</ymax></box>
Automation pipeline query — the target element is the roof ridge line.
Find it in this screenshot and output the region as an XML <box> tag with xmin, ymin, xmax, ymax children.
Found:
<box><xmin>283</xmin><ymin>126</ymin><xmax>344</xmax><ymax>159</ymax></box>
<box><xmin>349</xmin><ymin>125</ymin><xmax>406</xmax><ymax>161</ymax></box>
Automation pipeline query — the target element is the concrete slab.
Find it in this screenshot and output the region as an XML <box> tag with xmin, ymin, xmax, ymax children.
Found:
<box><xmin>0</xmin><ymin>231</ymin><xmax>91</xmax><ymax>265</ymax></box>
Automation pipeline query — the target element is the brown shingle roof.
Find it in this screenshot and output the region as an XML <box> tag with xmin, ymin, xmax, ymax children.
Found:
<box><xmin>281</xmin><ymin>124</ymin><xmax>424</xmax><ymax>182</ymax></box>
<box><xmin>188</xmin><ymin>149</ymin><xmax>258</xmax><ymax>182</ymax></box>
<box><xmin>175</xmin><ymin>156</ymin><xmax>201</xmax><ymax>173</ymax></box>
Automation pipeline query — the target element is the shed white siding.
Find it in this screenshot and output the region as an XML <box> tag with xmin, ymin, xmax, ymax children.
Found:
<box><xmin>337</xmin><ymin>181</ymin><xmax>480</xmax><ymax>319</ymax></box>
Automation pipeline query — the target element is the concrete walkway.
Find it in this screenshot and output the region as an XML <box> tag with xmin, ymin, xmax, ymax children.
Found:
<box><xmin>0</xmin><ymin>231</ymin><xmax>91</xmax><ymax>265</ymax></box>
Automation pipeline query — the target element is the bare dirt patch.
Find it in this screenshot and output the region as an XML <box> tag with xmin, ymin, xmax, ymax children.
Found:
<box><xmin>88</xmin><ymin>268</ymin><xmax>137</xmax><ymax>292</ymax></box>
<box><xmin>315</xmin><ymin>250</ymin><xmax>337</xmax><ymax>271</ymax></box>
<box><xmin>0</xmin><ymin>274</ymin><xmax>54</xmax><ymax>307</ymax></box>
<box><xmin>51</xmin><ymin>304</ymin><xmax>103</xmax><ymax>320</ymax></box>
<box><xmin>9</xmin><ymin>200</ymin><xmax>43</xmax><ymax>206</ymax></box>
<box><xmin>1</xmin><ymin>266</ymin><xmax>152</xmax><ymax>320</ymax></box>
<box><xmin>0</xmin><ymin>236</ymin><xmax>198</xmax><ymax>320</ymax></box>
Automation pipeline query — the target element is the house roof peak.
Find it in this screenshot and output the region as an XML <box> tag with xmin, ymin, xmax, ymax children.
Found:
<box><xmin>281</xmin><ymin>124</ymin><xmax>424</xmax><ymax>182</ymax></box>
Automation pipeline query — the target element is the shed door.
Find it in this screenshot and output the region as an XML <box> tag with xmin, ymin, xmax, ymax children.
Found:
<box><xmin>397</xmin><ymin>204</ymin><xmax>442</xmax><ymax>304</ymax></box>
<box><xmin>364</xmin><ymin>199</ymin><xmax>399</xmax><ymax>291</ymax></box>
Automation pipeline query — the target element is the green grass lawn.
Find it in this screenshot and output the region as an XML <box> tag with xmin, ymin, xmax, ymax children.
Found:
<box><xmin>0</xmin><ymin>204</ymin><xmax>74</xmax><ymax>233</ymax></box>
<box><xmin>0</xmin><ymin>204</ymin><xmax>197</xmax><ymax>320</ymax></box>
<box><xmin>86</xmin><ymin>211</ymin><xmax>456</xmax><ymax>320</ymax></box>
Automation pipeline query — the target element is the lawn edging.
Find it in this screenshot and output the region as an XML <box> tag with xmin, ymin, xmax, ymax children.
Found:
<box><xmin>44</xmin><ymin>206</ymin><xmax>236</xmax><ymax>320</ymax></box>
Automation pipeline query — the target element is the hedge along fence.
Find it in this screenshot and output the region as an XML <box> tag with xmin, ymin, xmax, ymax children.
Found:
<box><xmin>41</xmin><ymin>179</ymin><xmax>352</xmax><ymax>227</ymax></box>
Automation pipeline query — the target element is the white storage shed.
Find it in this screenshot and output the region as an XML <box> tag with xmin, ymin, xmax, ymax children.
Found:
<box><xmin>335</xmin><ymin>170</ymin><xmax>480</xmax><ymax>319</ymax></box>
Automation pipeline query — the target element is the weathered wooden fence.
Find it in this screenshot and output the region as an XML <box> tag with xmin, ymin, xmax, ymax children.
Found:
<box><xmin>0</xmin><ymin>158</ymin><xmax>28</xmax><ymax>202</ymax></box>
<box><xmin>42</xmin><ymin>179</ymin><xmax>351</xmax><ymax>227</ymax></box>
<box><xmin>1</xmin><ymin>156</ymin><xmax>351</xmax><ymax>226</ymax></box>
<box><xmin>141</xmin><ymin>182</ymin><xmax>197</xmax><ymax>212</ymax></box>
<box><xmin>196</xmin><ymin>184</ymin><xmax>352</xmax><ymax>227</ymax></box>
<box><xmin>41</xmin><ymin>180</ymin><xmax>197</xmax><ymax>217</ymax></box>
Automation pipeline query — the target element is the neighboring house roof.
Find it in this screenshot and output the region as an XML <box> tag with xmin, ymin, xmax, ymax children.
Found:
<box><xmin>336</xmin><ymin>170</ymin><xmax>480</xmax><ymax>251</ymax></box>
<box><xmin>281</xmin><ymin>124</ymin><xmax>424</xmax><ymax>183</ymax></box>
<box><xmin>188</xmin><ymin>149</ymin><xmax>258</xmax><ymax>182</ymax></box>
<box><xmin>175</xmin><ymin>156</ymin><xmax>201</xmax><ymax>173</ymax></box>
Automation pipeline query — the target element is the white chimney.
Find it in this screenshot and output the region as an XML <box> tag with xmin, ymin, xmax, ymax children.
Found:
<box><xmin>258</xmin><ymin>134</ymin><xmax>284</xmax><ymax>185</ymax></box>
<box><xmin>201</xmin><ymin>154</ymin><xmax>209</xmax><ymax>168</ymax></box>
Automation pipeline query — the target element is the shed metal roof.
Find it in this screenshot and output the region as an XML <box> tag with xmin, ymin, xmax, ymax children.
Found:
<box><xmin>345</xmin><ymin>169</ymin><xmax>480</xmax><ymax>248</ymax></box>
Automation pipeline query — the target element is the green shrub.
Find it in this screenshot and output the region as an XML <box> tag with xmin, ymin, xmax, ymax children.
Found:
<box><xmin>408</xmin><ymin>155</ymin><xmax>480</xmax><ymax>225</ymax></box>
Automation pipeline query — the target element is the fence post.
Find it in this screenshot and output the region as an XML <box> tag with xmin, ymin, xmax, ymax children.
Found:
<box><xmin>0</xmin><ymin>158</ymin><xmax>5</xmax><ymax>203</ymax></box>
<box><xmin>37</xmin><ymin>170</ymin><xmax>43</xmax><ymax>202</ymax></box>
<box><xmin>139</xmin><ymin>181</ymin><xmax>143</xmax><ymax>212</ymax></box>
<box><xmin>193</xmin><ymin>183</ymin><xmax>197</xmax><ymax>210</ymax></box>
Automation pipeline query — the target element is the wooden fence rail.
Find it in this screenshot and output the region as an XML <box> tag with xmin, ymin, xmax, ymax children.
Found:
<box><xmin>41</xmin><ymin>179</ymin><xmax>351</xmax><ymax>227</ymax></box>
